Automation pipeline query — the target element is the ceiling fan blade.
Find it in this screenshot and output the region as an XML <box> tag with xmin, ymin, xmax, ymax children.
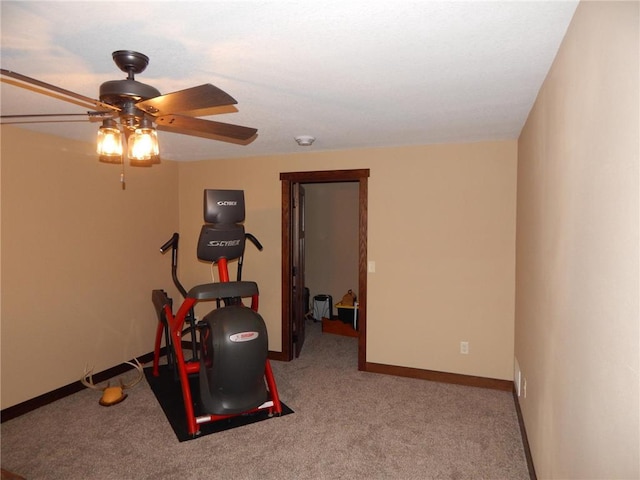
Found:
<box><xmin>1</xmin><ymin>112</ymin><xmax>112</xmax><ymax>119</ymax></box>
<box><xmin>0</xmin><ymin>69</ymin><xmax>119</xmax><ymax>112</ymax></box>
<box><xmin>155</xmin><ymin>114</ymin><xmax>257</xmax><ymax>144</ymax></box>
<box><xmin>1</xmin><ymin>119</ymin><xmax>91</xmax><ymax>125</ymax></box>
<box><xmin>135</xmin><ymin>84</ymin><xmax>237</xmax><ymax>117</ymax></box>
<box><xmin>0</xmin><ymin>112</ymin><xmax>112</xmax><ymax>124</ymax></box>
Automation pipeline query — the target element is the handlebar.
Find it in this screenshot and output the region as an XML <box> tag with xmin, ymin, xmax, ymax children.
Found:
<box><xmin>159</xmin><ymin>233</ymin><xmax>188</xmax><ymax>299</ymax></box>
<box><xmin>237</xmin><ymin>232</ymin><xmax>263</xmax><ymax>281</ymax></box>
<box><xmin>245</xmin><ymin>233</ymin><xmax>263</xmax><ymax>251</ymax></box>
<box><xmin>160</xmin><ymin>232</ymin><xmax>179</xmax><ymax>253</ymax></box>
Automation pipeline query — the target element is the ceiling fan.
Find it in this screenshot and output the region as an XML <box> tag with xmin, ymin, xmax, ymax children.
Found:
<box><xmin>0</xmin><ymin>50</ymin><xmax>258</xmax><ymax>167</ymax></box>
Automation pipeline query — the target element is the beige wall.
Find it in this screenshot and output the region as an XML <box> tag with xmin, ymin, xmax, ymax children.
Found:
<box><xmin>304</xmin><ymin>182</ymin><xmax>360</xmax><ymax>308</ymax></box>
<box><xmin>1</xmin><ymin>126</ymin><xmax>180</xmax><ymax>409</ymax></box>
<box><xmin>1</xmin><ymin>116</ymin><xmax>516</xmax><ymax>410</ymax></box>
<box><xmin>178</xmin><ymin>140</ymin><xmax>517</xmax><ymax>379</ymax></box>
<box><xmin>515</xmin><ymin>2</ymin><xmax>639</xmax><ymax>479</ymax></box>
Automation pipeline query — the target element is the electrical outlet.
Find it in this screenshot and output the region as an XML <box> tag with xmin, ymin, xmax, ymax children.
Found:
<box><xmin>460</xmin><ymin>341</ymin><xmax>469</xmax><ymax>354</ymax></box>
<box><xmin>368</xmin><ymin>261</ymin><xmax>376</xmax><ymax>273</ymax></box>
<box><xmin>523</xmin><ymin>378</ymin><xmax>527</xmax><ymax>398</ymax></box>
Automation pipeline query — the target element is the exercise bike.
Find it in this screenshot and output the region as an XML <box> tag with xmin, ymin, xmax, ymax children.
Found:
<box><xmin>151</xmin><ymin>189</ymin><xmax>281</xmax><ymax>437</ymax></box>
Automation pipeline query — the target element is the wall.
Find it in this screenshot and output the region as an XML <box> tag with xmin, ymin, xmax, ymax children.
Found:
<box><xmin>515</xmin><ymin>2</ymin><xmax>639</xmax><ymax>479</ymax></box>
<box><xmin>178</xmin><ymin>140</ymin><xmax>517</xmax><ymax>380</ymax></box>
<box><xmin>1</xmin><ymin>129</ymin><xmax>516</xmax><ymax>407</ymax></box>
<box><xmin>304</xmin><ymin>182</ymin><xmax>359</xmax><ymax>308</ymax></box>
<box><xmin>1</xmin><ymin>126</ymin><xmax>180</xmax><ymax>409</ymax></box>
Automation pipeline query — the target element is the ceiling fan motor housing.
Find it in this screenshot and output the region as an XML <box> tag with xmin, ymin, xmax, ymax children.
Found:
<box><xmin>99</xmin><ymin>79</ymin><xmax>161</xmax><ymax>105</ymax></box>
<box><xmin>99</xmin><ymin>51</ymin><xmax>160</xmax><ymax>125</ymax></box>
<box><xmin>99</xmin><ymin>79</ymin><xmax>161</xmax><ymax>128</ymax></box>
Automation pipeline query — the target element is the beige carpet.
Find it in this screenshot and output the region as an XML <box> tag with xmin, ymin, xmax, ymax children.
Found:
<box><xmin>1</xmin><ymin>321</ymin><xmax>529</xmax><ymax>479</ymax></box>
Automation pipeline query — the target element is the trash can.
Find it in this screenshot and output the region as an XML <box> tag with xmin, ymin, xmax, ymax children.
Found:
<box><xmin>313</xmin><ymin>294</ymin><xmax>333</xmax><ymax>321</ymax></box>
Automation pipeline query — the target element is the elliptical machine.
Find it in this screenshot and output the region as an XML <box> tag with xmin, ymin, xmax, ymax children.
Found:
<box><xmin>151</xmin><ymin>189</ymin><xmax>281</xmax><ymax>437</ymax></box>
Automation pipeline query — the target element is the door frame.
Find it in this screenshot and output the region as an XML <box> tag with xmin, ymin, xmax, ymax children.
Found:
<box><xmin>278</xmin><ymin>169</ymin><xmax>369</xmax><ymax>370</ymax></box>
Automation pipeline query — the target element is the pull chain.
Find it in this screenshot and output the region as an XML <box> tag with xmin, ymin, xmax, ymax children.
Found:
<box><xmin>120</xmin><ymin>160</ymin><xmax>126</xmax><ymax>190</ymax></box>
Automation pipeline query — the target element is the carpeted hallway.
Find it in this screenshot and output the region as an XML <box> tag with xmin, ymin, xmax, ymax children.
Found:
<box><xmin>1</xmin><ymin>321</ymin><xmax>529</xmax><ymax>479</ymax></box>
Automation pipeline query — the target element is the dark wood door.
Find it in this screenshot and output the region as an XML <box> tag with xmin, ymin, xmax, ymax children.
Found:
<box><xmin>279</xmin><ymin>169</ymin><xmax>369</xmax><ymax>368</ymax></box>
<box><xmin>292</xmin><ymin>183</ymin><xmax>306</xmax><ymax>357</ymax></box>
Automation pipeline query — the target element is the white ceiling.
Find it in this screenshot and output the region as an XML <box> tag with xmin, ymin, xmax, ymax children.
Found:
<box><xmin>0</xmin><ymin>1</ymin><xmax>578</xmax><ymax>162</ymax></box>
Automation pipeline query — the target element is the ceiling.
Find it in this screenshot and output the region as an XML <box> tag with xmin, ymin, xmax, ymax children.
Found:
<box><xmin>0</xmin><ymin>1</ymin><xmax>578</xmax><ymax>162</ymax></box>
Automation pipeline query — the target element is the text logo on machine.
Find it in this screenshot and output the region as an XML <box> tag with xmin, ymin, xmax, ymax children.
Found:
<box><xmin>207</xmin><ymin>240</ymin><xmax>241</xmax><ymax>247</ymax></box>
<box><xmin>229</xmin><ymin>331</ymin><xmax>259</xmax><ymax>342</ymax></box>
<box><xmin>217</xmin><ymin>201</ymin><xmax>237</xmax><ymax>206</ymax></box>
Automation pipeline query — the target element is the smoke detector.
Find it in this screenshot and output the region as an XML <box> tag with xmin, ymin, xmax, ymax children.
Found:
<box><xmin>294</xmin><ymin>135</ymin><xmax>315</xmax><ymax>146</ymax></box>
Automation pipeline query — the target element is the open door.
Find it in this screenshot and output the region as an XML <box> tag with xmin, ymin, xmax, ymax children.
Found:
<box><xmin>279</xmin><ymin>169</ymin><xmax>369</xmax><ymax>368</ymax></box>
<box><xmin>292</xmin><ymin>183</ymin><xmax>306</xmax><ymax>357</ymax></box>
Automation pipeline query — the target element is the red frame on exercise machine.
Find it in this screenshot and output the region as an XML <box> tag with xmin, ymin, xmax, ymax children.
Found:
<box><xmin>152</xmin><ymin>257</ymin><xmax>281</xmax><ymax>437</ymax></box>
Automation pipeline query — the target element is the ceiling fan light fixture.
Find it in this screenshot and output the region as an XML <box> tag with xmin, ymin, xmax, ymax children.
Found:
<box><xmin>4</xmin><ymin>50</ymin><xmax>257</xmax><ymax>174</ymax></box>
<box><xmin>127</xmin><ymin>117</ymin><xmax>159</xmax><ymax>163</ymax></box>
<box><xmin>96</xmin><ymin>118</ymin><xmax>123</xmax><ymax>162</ymax></box>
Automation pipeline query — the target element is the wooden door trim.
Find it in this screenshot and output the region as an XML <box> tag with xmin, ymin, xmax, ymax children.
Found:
<box><xmin>279</xmin><ymin>169</ymin><xmax>369</xmax><ymax>369</ymax></box>
<box><xmin>272</xmin><ymin>179</ymin><xmax>292</xmax><ymax>362</ymax></box>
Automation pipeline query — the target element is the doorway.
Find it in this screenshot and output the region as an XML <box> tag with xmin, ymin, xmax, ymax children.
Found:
<box><xmin>279</xmin><ymin>169</ymin><xmax>369</xmax><ymax>370</ymax></box>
